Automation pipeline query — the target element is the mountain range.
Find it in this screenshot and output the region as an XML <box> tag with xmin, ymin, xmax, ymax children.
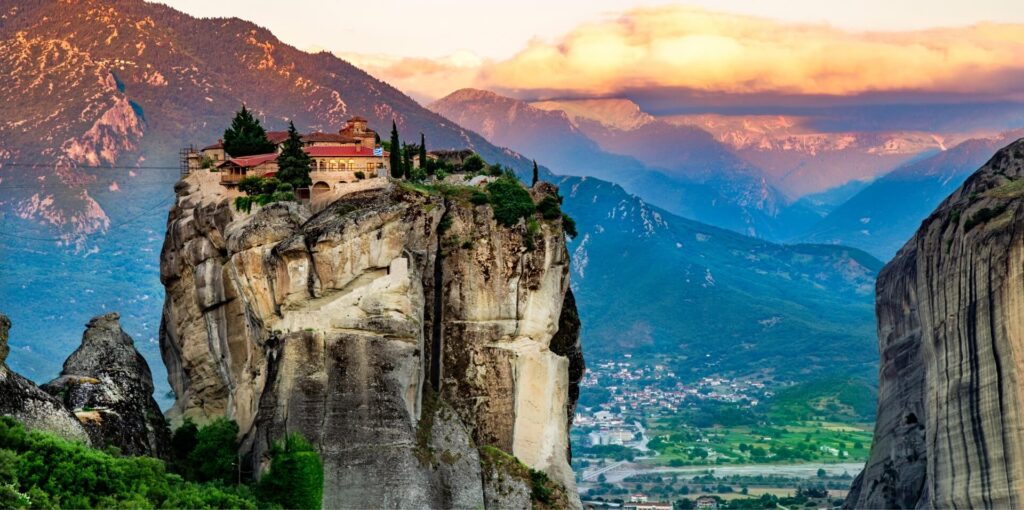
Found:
<box><xmin>560</xmin><ymin>175</ymin><xmax>881</xmax><ymax>380</ymax></box>
<box><xmin>0</xmin><ymin>0</ymin><xmax>893</xmax><ymax>395</ymax></box>
<box><xmin>431</xmin><ymin>88</ymin><xmax>819</xmax><ymax>240</ymax></box>
<box><xmin>435</xmin><ymin>89</ymin><xmax>1024</xmax><ymax>261</ymax></box>
<box><xmin>800</xmin><ymin>132</ymin><xmax>1024</xmax><ymax>259</ymax></box>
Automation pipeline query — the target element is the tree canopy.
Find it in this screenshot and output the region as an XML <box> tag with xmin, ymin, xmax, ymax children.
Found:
<box><xmin>223</xmin><ymin>105</ymin><xmax>275</xmax><ymax>157</ymax></box>
<box><xmin>276</xmin><ymin>121</ymin><xmax>312</xmax><ymax>189</ymax></box>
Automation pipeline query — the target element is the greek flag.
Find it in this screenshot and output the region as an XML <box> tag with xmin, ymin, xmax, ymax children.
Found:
<box><xmin>373</xmin><ymin>146</ymin><xmax>383</xmax><ymax>156</ymax></box>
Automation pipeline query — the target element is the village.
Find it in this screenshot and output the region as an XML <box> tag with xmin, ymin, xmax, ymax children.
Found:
<box><xmin>571</xmin><ymin>356</ymin><xmax>866</xmax><ymax>509</ymax></box>
<box><xmin>574</xmin><ymin>356</ymin><xmax>773</xmax><ymax>451</ymax></box>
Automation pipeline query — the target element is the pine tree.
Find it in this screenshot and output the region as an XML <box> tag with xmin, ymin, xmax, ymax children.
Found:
<box><xmin>389</xmin><ymin>120</ymin><xmax>403</xmax><ymax>179</ymax></box>
<box><xmin>419</xmin><ymin>133</ymin><xmax>427</xmax><ymax>170</ymax></box>
<box><xmin>276</xmin><ymin>121</ymin><xmax>312</xmax><ymax>190</ymax></box>
<box><xmin>532</xmin><ymin>160</ymin><xmax>539</xmax><ymax>187</ymax></box>
<box><xmin>223</xmin><ymin>105</ymin><xmax>275</xmax><ymax>157</ymax></box>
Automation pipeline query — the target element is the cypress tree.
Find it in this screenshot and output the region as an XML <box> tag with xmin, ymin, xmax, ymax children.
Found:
<box><xmin>402</xmin><ymin>143</ymin><xmax>413</xmax><ymax>177</ymax></box>
<box><xmin>389</xmin><ymin>120</ymin><xmax>403</xmax><ymax>179</ymax></box>
<box><xmin>276</xmin><ymin>121</ymin><xmax>312</xmax><ymax>190</ymax></box>
<box><xmin>419</xmin><ymin>133</ymin><xmax>427</xmax><ymax>170</ymax></box>
<box><xmin>532</xmin><ymin>160</ymin><xmax>539</xmax><ymax>187</ymax></box>
<box><xmin>223</xmin><ymin>105</ymin><xmax>275</xmax><ymax>157</ymax></box>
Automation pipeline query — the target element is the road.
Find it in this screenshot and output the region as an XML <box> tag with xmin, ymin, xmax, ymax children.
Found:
<box><xmin>581</xmin><ymin>460</ymin><xmax>628</xmax><ymax>481</ymax></box>
<box><xmin>581</xmin><ymin>461</ymin><xmax>864</xmax><ymax>484</ymax></box>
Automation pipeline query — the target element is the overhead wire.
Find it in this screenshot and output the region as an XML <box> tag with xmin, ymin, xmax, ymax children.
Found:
<box><xmin>0</xmin><ymin>160</ymin><xmax>183</xmax><ymax>241</ymax></box>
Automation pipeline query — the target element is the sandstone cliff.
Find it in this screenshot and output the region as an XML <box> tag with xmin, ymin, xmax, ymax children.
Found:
<box><xmin>159</xmin><ymin>175</ymin><xmax>583</xmax><ymax>509</ymax></box>
<box><xmin>42</xmin><ymin>313</ymin><xmax>172</xmax><ymax>458</ymax></box>
<box><xmin>847</xmin><ymin>138</ymin><xmax>1024</xmax><ymax>508</ymax></box>
<box><xmin>0</xmin><ymin>314</ymin><xmax>90</xmax><ymax>443</ymax></box>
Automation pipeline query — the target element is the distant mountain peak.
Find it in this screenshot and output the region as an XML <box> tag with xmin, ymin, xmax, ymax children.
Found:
<box><xmin>531</xmin><ymin>97</ymin><xmax>654</xmax><ymax>131</ymax></box>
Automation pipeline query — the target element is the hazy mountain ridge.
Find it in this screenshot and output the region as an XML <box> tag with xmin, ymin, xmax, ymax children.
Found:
<box><xmin>800</xmin><ymin>131</ymin><xmax>1024</xmax><ymax>259</ymax></box>
<box><xmin>560</xmin><ymin>175</ymin><xmax>881</xmax><ymax>381</ymax></box>
<box><xmin>431</xmin><ymin>88</ymin><xmax>819</xmax><ymax>240</ymax></box>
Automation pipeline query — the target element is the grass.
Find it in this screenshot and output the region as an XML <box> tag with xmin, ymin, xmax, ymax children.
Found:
<box><xmin>987</xmin><ymin>178</ymin><xmax>1024</xmax><ymax>199</ymax></box>
<box><xmin>646</xmin><ymin>419</ymin><xmax>873</xmax><ymax>467</ymax></box>
<box><xmin>636</xmin><ymin>377</ymin><xmax>876</xmax><ymax>467</ymax></box>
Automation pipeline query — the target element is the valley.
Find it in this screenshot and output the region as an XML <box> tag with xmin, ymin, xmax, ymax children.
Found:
<box><xmin>1</xmin><ymin>1</ymin><xmax>1024</xmax><ymax>508</ymax></box>
<box><xmin>570</xmin><ymin>354</ymin><xmax>874</xmax><ymax>504</ymax></box>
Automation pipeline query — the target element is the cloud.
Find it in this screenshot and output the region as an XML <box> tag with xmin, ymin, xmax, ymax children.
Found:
<box><xmin>335</xmin><ymin>50</ymin><xmax>487</xmax><ymax>103</ymax></box>
<box><xmin>480</xmin><ymin>6</ymin><xmax>1024</xmax><ymax>99</ymax></box>
<box><xmin>350</xmin><ymin>6</ymin><xmax>1024</xmax><ymax>103</ymax></box>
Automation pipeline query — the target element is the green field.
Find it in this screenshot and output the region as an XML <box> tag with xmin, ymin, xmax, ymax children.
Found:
<box><xmin>647</xmin><ymin>419</ymin><xmax>873</xmax><ymax>466</ymax></box>
<box><xmin>644</xmin><ymin>377</ymin><xmax>876</xmax><ymax>466</ymax></box>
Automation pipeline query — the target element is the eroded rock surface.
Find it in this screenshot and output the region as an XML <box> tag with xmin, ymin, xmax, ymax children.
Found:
<box><xmin>42</xmin><ymin>313</ymin><xmax>171</xmax><ymax>458</ymax></box>
<box><xmin>0</xmin><ymin>314</ymin><xmax>91</xmax><ymax>443</ymax></box>
<box><xmin>160</xmin><ymin>174</ymin><xmax>583</xmax><ymax>508</ymax></box>
<box><xmin>847</xmin><ymin>138</ymin><xmax>1024</xmax><ymax>509</ymax></box>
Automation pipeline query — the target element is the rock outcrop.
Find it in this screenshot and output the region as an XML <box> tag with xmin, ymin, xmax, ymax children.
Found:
<box><xmin>847</xmin><ymin>138</ymin><xmax>1024</xmax><ymax>509</ymax></box>
<box><xmin>42</xmin><ymin>313</ymin><xmax>172</xmax><ymax>458</ymax></box>
<box><xmin>160</xmin><ymin>174</ymin><xmax>583</xmax><ymax>508</ymax></box>
<box><xmin>0</xmin><ymin>314</ymin><xmax>91</xmax><ymax>443</ymax></box>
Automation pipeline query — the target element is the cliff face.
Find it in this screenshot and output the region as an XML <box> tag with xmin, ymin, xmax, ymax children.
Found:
<box><xmin>159</xmin><ymin>174</ymin><xmax>583</xmax><ymax>509</ymax></box>
<box><xmin>1</xmin><ymin>312</ymin><xmax>167</xmax><ymax>457</ymax></box>
<box><xmin>42</xmin><ymin>313</ymin><xmax>172</xmax><ymax>458</ymax></box>
<box><xmin>0</xmin><ymin>314</ymin><xmax>90</xmax><ymax>443</ymax></box>
<box><xmin>848</xmin><ymin>138</ymin><xmax>1024</xmax><ymax>509</ymax></box>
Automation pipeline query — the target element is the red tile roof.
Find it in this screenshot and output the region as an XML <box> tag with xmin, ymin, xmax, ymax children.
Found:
<box><xmin>302</xmin><ymin>132</ymin><xmax>359</xmax><ymax>144</ymax></box>
<box><xmin>201</xmin><ymin>141</ymin><xmax>223</xmax><ymax>151</ymax></box>
<box><xmin>266</xmin><ymin>131</ymin><xmax>290</xmax><ymax>144</ymax></box>
<box><xmin>305</xmin><ymin>146</ymin><xmax>386</xmax><ymax>157</ymax></box>
<box><xmin>347</xmin><ymin>116</ymin><xmax>368</xmax><ymax>122</ymax></box>
<box><xmin>218</xmin><ymin>153</ymin><xmax>279</xmax><ymax>168</ymax></box>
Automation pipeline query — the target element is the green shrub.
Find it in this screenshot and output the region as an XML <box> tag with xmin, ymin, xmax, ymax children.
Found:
<box><xmin>237</xmin><ymin>176</ymin><xmax>265</xmax><ymax>196</ymax></box>
<box><xmin>529</xmin><ymin>468</ymin><xmax>553</xmax><ymax>505</ymax></box>
<box><xmin>964</xmin><ymin>205</ymin><xmax>1008</xmax><ymax>232</ymax></box>
<box><xmin>187</xmin><ymin>418</ymin><xmax>240</xmax><ymax>484</ymax></box>
<box><xmin>488</xmin><ymin>163</ymin><xmax>505</xmax><ymax>177</ymax></box>
<box><xmin>486</xmin><ymin>175</ymin><xmax>535</xmax><ymax>227</ymax></box>
<box><xmin>0</xmin><ymin>417</ymin><xmax>258</xmax><ymax>509</ymax></box>
<box><xmin>470</xmin><ymin>190</ymin><xmax>489</xmax><ymax>205</ymax></box>
<box><xmin>260</xmin><ymin>177</ymin><xmax>281</xmax><ymax>195</ymax></box>
<box><xmin>256</xmin><ymin>434</ymin><xmax>324</xmax><ymax>510</ymax></box>
<box><xmin>562</xmin><ymin>213</ymin><xmax>578</xmax><ymax>239</ymax></box>
<box><xmin>537</xmin><ymin>195</ymin><xmax>561</xmax><ymax>220</ymax></box>
<box><xmin>461</xmin><ymin>154</ymin><xmax>485</xmax><ymax>174</ymax></box>
<box><xmin>234</xmin><ymin>195</ymin><xmax>253</xmax><ymax>213</ymax></box>
<box><xmin>410</xmin><ymin>167</ymin><xmax>427</xmax><ymax>182</ymax></box>
<box><xmin>354</xmin><ymin>171</ymin><xmax>366</xmax><ymax>180</ymax></box>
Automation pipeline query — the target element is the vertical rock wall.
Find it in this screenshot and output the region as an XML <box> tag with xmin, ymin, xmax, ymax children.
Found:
<box><xmin>159</xmin><ymin>175</ymin><xmax>583</xmax><ymax>508</ymax></box>
<box><xmin>848</xmin><ymin>139</ymin><xmax>1024</xmax><ymax>509</ymax></box>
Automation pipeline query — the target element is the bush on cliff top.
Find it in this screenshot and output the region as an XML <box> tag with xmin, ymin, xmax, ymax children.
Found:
<box><xmin>486</xmin><ymin>174</ymin><xmax>536</xmax><ymax>227</ymax></box>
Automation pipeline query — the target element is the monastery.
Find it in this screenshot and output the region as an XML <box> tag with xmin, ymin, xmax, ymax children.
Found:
<box><xmin>185</xmin><ymin>116</ymin><xmax>390</xmax><ymax>196</ymax></box>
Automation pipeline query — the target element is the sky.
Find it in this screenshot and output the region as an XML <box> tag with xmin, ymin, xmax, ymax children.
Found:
<box><xmin>161</xmin><ymin>0</ymin><xmax>1024</xmax><ymax>104</ymax></box>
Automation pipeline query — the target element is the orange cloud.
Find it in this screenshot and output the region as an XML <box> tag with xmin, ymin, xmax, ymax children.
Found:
<box><xmin>351</xmin><ymin>6</ymin><xmax>1024</xmax><ymax>102</ymax></box>
<box><xmin>337</xmin><ymin>51</ymin><xmax>486</xmax><ymax>103</ymax></box>
<box><xmin>478</xmin><ymin>6</ymin><xmax>1024</xmax><ymax>98</ymax></box>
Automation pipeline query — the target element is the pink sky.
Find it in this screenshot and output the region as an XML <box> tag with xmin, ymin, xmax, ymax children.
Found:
<box><xmin>162</xmin><ymin>1</ymin><xmax>1024</xmax><ymax>103</ymax></box>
